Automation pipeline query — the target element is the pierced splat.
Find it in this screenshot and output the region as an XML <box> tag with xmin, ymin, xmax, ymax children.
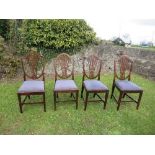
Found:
<box><xmin>22</xmin><ymin>49</ymin><xmax>44</xmax><ymax>80</ymax></box>
<box><xmin>114</xmin><ymin>54</ymin><xmax>133</xmax><ymax>80</ymax></box>
<box><xmin>54</xmin><ymin>53</ymin><xmax>74</xmax><ymax>79</ymax></box>
<box><xmin>83</xmin><ymin>55</ymin><xmax>102</xmax><ymax>79</ymax></box>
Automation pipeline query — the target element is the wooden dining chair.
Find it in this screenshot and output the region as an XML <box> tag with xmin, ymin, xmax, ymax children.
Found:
<box><xmin>81</xmin><ymin>55</ymin><xmax>109</xmax><ymax>111</ymax></box>
<box><xmin>111</xmin><ymin>54</ymin><xmax>143</xmax><ymax>110</ymax></box>
<box><xmin>53</xmin><ymin>53</ymin><xmax>79</xmax><ymax>110</ymax></box>
<box><xmin>17</xmin><ymin>49</ymin><xmax>46</xmax><ymax>113</ymax></box>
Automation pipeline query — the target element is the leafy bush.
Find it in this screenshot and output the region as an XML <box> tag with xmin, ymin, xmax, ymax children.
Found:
<box><xmin>0</xmin><ymin>35</ymin><xmax>20</xmax><ymax>79</ymax></box>
<box><xmin>20</xmin><ymin>19</ymin><xmax>97</xmax><ymax>53</ymax></box>
<box><xmin>0</xmin><ymin>19</ymin><xmax>10</xmax><ymax>40</ymax></box>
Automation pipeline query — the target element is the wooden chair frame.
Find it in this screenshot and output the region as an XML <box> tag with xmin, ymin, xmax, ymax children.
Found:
<box><xmin>81</xmin><ymin>55</ymin><xmax>109</xmax><ymax>110</ymax></box>
<box><xmin>111</xmin><ymin>54</ymin><xmax>143</xmax><ymax>110</ymax></box>
<box><xmin>53</xmin><ymin>53</ymin><xmax>79</xmax><ymax>110</ymax></box>
<box><xmin>17</xmin><ymin>49</ymin><xmax>46</xmax><ymax>113</ymax></box>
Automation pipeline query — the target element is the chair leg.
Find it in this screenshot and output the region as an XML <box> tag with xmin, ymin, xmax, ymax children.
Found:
<box><xmin>117</xmin><ymin>91</ymin><xmax>123</xmax><ymax>111</ymax></box>
<box><xmin>84</xmin><ymin>92</ymin><xmax>89</xmax><ymax>111</ymax></box>
<box><xmin>81</xmin><ymin>83</ymin><xmax>84</xmax><ymax>98</ymax></box>
<box><xmin>28</xmin><ymin>95</ymin><xmax>30</xmax><ymax>99</ymax></box>
<box><xmin>70</xmin><ymin>93</ymin><xmax>73</xmax><ymax>97</ymax></box>
<box><xmin>76</xmin><ymin>91</ymin><xmax>79</xmax><ymax>109</ymax></box>
<box><xmin>54</xmin><ymin>92</ymin><xmax>56</xmax><ymax>111</ymax></box>
<box><xmin>136</xmin><ymin>91</ymin><xmax>143</xmax><ymax>110</ymax></box>
<box><xmin>93</xmin><ymin>93</ymin><xmax>96</xmax><ymax>98</ymax></box>
<box><xmin>43</xmin><ymin>93</ymin><xmax>46</xmax><ymax>112</ymax></box>
<box><xmin>56</xmin><ymin>93</ymin><xmax>59</xmax><ymax>98</ymax></box>
<box><xmin>111</xmin><ymin>83</ymin><xmax>115</xmax><ymax>99</ymax></box>
<box><xmin>104</xmin><ymin>91</ymin><xmax>109</xmax><ymax>109</ymax></box>
<box><xmin>18</xmin><ymin>94</ymin><xmax>23</xmax><ymax>113</ymax></box>
<box><xmin>123</xmin><ymin>93</ymin><xmax>126</xmax><ymax>98</ymax></box>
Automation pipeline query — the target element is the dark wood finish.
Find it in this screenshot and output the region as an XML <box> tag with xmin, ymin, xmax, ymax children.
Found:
<box><xmin>81</xmin><ymin>55</ymin><xmax>109</xmax><ymax>111</ymax></box>
<box><xmin>17</xmin><ymin>49</ymin><xmax>46</xmax><ymax>113</ymax></box>
<box><xmin>53</xmin><ymin>53</ymin><xmax>79</xmax><ymax>110</ymax></box>
<box><xmin>111</xmin><ymin>54</ymin><xmax>143</xmax><ymax>110</ymax></box>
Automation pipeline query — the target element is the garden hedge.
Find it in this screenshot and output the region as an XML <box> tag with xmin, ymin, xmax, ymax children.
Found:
<box><xmin>20</xmin><ymin>19</ymin><xmax>97</xmax><ymax>52</ymax></box>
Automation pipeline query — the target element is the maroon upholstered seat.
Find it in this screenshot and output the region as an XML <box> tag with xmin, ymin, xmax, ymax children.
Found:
<box><xmin>54</xmin><ymin>80</ymin><xmax>78</xmax><ymax>91</ymax></box>
<box><xmin>18</xmin><ymin>80</ymin><xmax>44</xmax><ymax>93</ymax></box>
<box><xmin>115</xmin><ymin>80</ymin><xmax>142</xmax><ymax>91</ymax></box>
<box><xmin>84</xmin><ymin>80</ymin><xmax>108</xmax><ymax>91</ymax></box>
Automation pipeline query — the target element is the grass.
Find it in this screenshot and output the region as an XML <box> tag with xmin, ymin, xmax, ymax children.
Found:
<box><xmin>0</xmin><ymin>74</ymin><xmax>155</xmax><ymax>135</ymax></box>
<box><xmin>130</xmin><ymin>45</ymin><xmax>155</xmax><ymax>51</ymax></box>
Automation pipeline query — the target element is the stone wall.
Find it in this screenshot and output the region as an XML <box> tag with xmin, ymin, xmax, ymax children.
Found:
<box><xmin>0</xmin><ymin>36</ymin><xmax>20</xmax><ymax>79</ymax></box>
<box><xmin>45</xmin><ymin>41</ymin><xmax>155</xmax><ymax>81</ymax></box>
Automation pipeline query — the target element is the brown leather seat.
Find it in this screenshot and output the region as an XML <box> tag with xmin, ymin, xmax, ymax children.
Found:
<box><xmin>84</xmin><ymin>80</ymin><xmax>108</xmax><ymax>91</ymax></box>
<box><xmin>54</xmin><ymin>80</ymin><xmax>78</xmax><ymax>91</ymax></box>
<box><xmin>18</xmin><ymin>80</ymin><xmax>44</xmax><ymax>93</ymax></box>
<box><xmin>115</xmin><ymin>80</ymin><xmax>142</xmax><ymax>91</ymax></box>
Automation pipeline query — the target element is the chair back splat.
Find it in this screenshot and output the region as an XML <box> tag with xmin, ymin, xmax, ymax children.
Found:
<box><xmin>54</xmin><ymin>53</ymin><xmax>74</xmax><ymax>81</ymax></box>
<box><xmin>21</xmin><ymin>49</ymin><xmax>45</xmax><ymax>81</ymax></box>
<box><xmin>82</xmin><ymin>55</ymin><xmax>102</xmax><ymax>80</ymax></box>
<box><xmin>114</xmin><ymin>54</ymin><xmax>133</xmax><ymax>81</ymax></box>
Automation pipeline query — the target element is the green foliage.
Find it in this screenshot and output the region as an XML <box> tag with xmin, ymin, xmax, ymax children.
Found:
<box><xmin>0</xmin><ymin>35</ymin><xmax>20</xmax><ymax>79</ymax></box>
<box><xmin>0</xmin><ymin>19</ymin><xmax>98</xmax><ymax>60</ymax></box>
<box><xmin>20</xmin><ymin>19</ymin><xmax>97</xmax><ymax>54</ymax></box>
<box><xmin>0</xmin><ymin>57</ymin><xmax>20</xmax><ymax>78</ymax></box>
<box><xmin>0</xmin><ymin>19</ymin><xmax>10</xmax><ymax>40</ymax></box>
<box><xmin>9</xmin><ymin>20</ymin><xmax>26</xmax><ymax>54</ymax></box>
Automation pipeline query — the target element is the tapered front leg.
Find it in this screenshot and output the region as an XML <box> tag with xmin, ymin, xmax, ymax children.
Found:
<box><xmin>84</xmin><ymin>92</ymin><xmax>89</xmax><ymax>111</ymax></box>
<box><xmin>18</xmin><ymin>94</ymin><xmax>23</xmax><ymax>113</ymax></box>
<box><xmin>43</xmin><ymin>93</ymin><xmax>46</xmax><ymax>112</ymax></box>
<box><xmin>111</xmin><ymin>82</ymin><xmax>115</xmax><ymax>99</ymax></box>
<box><xmin>136</xmin><ymin>91</ymin><xmax>143</xmax><ymax>110</ymax></box>
<box><xmin>54</xmin><ymin>92</ymin><xmax>56</xmax><ymax>111</ymax></box>
<box><xmin>81</xmin><ymin>83</ymin><xmax>84</xmax><ymax>98</ymax></box>
<box><xmin>76</xmin><ymin>91</ymin><xmax>79</xmax><ymax>109</ymax></box>
<box><xmin>117</xmin><ymin>91</ymin><xmax>123</xmax><ymax>111</ymax></box>
<box><xmin>104</xmin><ymin>91</ymin><xmax>109</xmax><ymax>109</ymax></box>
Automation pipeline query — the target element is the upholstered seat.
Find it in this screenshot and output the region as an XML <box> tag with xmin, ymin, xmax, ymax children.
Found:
<box><xmin>54</xmin><ymin>80</ymin><xmax>78</xmax><ymax>91</ymax></box>
<box><xmin>18</xmin><ymin>80</ymin><xmax>44</xmax><ymax>93</ymax></box>
<box><xmin>84</xmin><ymin>80</ymin><xmax>108</xmax><ymax>91</ymax></box>
<box><xmin>115</xmin><ymin>80</ymin><xmax>142</xmax><ymax>91</ymax></box>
